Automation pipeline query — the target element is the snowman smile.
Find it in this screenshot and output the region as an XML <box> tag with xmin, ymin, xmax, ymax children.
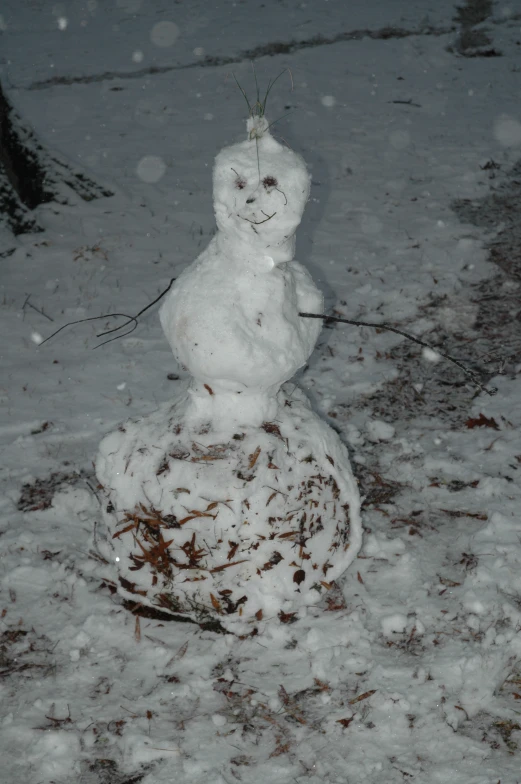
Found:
<box><xmin>240</xmin><ymin>209</ymin><xmax>277</xmax><ymax>225</ymax></box>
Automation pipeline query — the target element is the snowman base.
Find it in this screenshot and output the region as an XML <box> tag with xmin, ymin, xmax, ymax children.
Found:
<box><xmin>96</xmin><ymin>383</ymin><xmax>362</xmax><ymax>632</ymax></box>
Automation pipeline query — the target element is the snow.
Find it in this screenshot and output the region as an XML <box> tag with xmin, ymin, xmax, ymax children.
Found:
<box><xmin>366</xmin><ymin>419</ymin><xmax>395</xmax><ymax>442</ymax></box>
<box><xmin>2</xmin><ymin>0</ymin><xmax>521</xmax><ymax>781</ymax></box>
<box><xmin>422</xmin><ymin>346</ymin><xmax>442</xmax><ymax>363</ymax></box>
<box><xmin>381</xmin><ymin>613</ymin><xmax>408</xmax><ymax>636</ymax></box>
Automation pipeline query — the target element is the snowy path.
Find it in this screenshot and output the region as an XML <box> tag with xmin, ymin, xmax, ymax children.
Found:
<box><xmin>1</xmin><ymin>2</ymin><xmax>521</xmax><ymax>782</ymax></box>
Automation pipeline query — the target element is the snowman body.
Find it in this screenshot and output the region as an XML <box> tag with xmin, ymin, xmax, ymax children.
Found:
<box><xmin>96</xmin><ymin>117</ymin><xmax>362</xmax><ymax>630</ymax></box>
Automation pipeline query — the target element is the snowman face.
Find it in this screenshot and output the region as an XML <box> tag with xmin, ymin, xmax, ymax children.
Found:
<box><xmin>213</xmin><ymin>131</ymin><xmax>311</xmax><ymax>261</ymax></box>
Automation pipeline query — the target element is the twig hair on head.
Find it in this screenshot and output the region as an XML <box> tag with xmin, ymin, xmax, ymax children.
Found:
<box><xmin>232</xmin><ymin>65</ymin><xmax>294</xmax><ymax>180</ymax></box>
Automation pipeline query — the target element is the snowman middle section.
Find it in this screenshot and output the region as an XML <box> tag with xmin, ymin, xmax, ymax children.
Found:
<box><xmin>158</xmin><ymin>234</ymin><xmax>323</xmax><ymax>412</ymax></box>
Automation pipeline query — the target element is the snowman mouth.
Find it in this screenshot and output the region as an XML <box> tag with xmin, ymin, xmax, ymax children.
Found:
<box><xmin>240</xmin><ymin>210</ymin><xmax>277</xmax><ymax>226</ymax></box>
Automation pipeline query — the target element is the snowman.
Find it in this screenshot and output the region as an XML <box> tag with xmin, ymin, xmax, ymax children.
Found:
<box><xmin>96</xmin><ymin>112</ymin><xmax>362</xmax><ymax>631</ymax></box>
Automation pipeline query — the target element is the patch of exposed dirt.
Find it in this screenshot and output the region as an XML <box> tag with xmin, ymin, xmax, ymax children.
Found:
<box><xmin>349</xmin><ymin>158</ymin><xmax>521</xmax><ymax>427</ymax></box>
<box><xmin>0</xmin><ymin>628</ymin><xmax>56</xmax><ymax>680</ymax></box>
<box><xmin>458</xmin><ymin>711</ymin><xmax>521</xmax><ymax>755</ymax></box>
<box><xmin>356</xmin><ymin>465</ymin><xmax>404</xmax><ymax>510</ymax></box>
<box><xmin>80</xmin><ymin>759</ymin><xmax>153</xmax><ymax>784</ymax></box>
<box><xmin>17</xmin><ymin>469</ymin><xmax>95</xmax><ymax>512</ymax></box>
<box><xmin>454</xmin><ymin>0</ymin><xmax>493</xmax><ymax>27</ymax></box>
<box><xmin>448</xmin><ymin>0</ymin><xmax>501</xmax><ymax>57</ymax></box>
<box><xmin>453</xmin><ymin>159</ymin><xmax>521</xmax><ymax>280</ymax></box>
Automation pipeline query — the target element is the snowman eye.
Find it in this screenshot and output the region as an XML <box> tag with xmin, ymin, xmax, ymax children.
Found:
<box><xmin>263</xmin><ymin>175</ymin><xmax>287</xmax><ymax>205</ymax></box>
<box><xmin>231</xmin><ymin>168</ymin><xmax>246</xmax><ymax>190</ymax></box>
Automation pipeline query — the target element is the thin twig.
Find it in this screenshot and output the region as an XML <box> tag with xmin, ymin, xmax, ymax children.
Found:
<box><xmin>39</xmin><ymin>313</ymin><xmax>138</xmax><ymax>346</ymax></box>
<box><xmin>232</xmin><ymin>73</ymin><xmax>252</xmax><ymax>114</ymax></box>
<box><xmin>255</xmin><ymin>134</ymin><xmax>261</xmax><ymax>181</ymax></box>
<box><xmin>93</xmin><ymin>322</ymin><xmax>139</xmax><ymax>349</ymax></box>
<box><xmin>262</xmin><ymin>69</ymin><xmax>291</xmax><ymax>113</ymax></box>
<box><xmin>252</xmin><ymin>60</ymin><xmax>260</xmax><ymax>107</ymax></box>
<box><xmin>389</xmin><ymin>99</ymin><xmax>422</xmax><ymax>108</ymax></box>
<box><xmin>274</xmin><ymin>186</ymin><xmax>288</xmax><ymax>204</ymax></box>
<box><xmin>266</xmin><ymin>111</ymin><xmax>293</xmax><ymax>134</ymax></box>
<box><xmin>40</xmin><ymin>278</ymin><xmax>176</xmax><ymax>348</ymax></box>
<box><xmin>23</xmin><ymin>294</ymin><xmax>54</xmax><ymax>322</ymax></box>
<box><xmin>299</xmin><ymin>311</ymin><xmax>498</xmax><ymax>396</ymax></box>
<box><xmin>96</xmin><ymin>277</ymin><xmax>176</xmax><ymax>338</ymax></box>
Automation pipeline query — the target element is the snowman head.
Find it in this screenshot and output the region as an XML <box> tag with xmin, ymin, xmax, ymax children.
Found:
<box><xmin>213</xmin><ymin>116</ymin><xmax>311</xmax><ymax>262</ymax></box>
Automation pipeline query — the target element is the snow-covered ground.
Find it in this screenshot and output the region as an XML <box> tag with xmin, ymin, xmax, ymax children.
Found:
<box><xmin>1</xmin><ymin>1</ymin><xmax>521</xmax><ymax>782</ymax></box>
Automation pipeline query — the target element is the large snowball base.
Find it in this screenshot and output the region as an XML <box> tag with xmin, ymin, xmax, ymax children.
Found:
<box><xmin>96</xmin><ymin>384</ymin><xmax>362</xmax><ymax>632</ymax></box>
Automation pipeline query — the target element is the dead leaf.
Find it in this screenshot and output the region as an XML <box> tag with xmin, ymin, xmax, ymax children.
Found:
<box><xmin>156</xmin><ymin>457</ymin><xmax>170</xmax><ymax>476</ymax></box>
<box><xmin>349</xmin><ymin>689</ymin><xmax>376</xmax><ymax>704</ymax></box>
<box><xmin>134</xmin><ymin>616</ymin><xmax>141</xmax><ymax>642</ymax></box>
<box><xmin>293</xmin><ymin>569</ymin><xmax>306</xmax><ymax>585</ymax></box>
<box><xmin>278</xmin><ymin>610</ymin><xmax>297</xmax><ymax>624</ymax></box>
<box><xmin>337</xmin><ymin>717</ymin><xmax>354</xmax><ymax>728</ymax></box>
<box><xmin>112</xmin><ymin>522</ymin><xmax>137</xmax><ymax>539</ymax></box>
<box><xmin>326</xmin><ymin>595</ymin><xmax>347</xmax><ymax>611</ymax></box>
<box><xmin>248</xmin><ymin>446</ymin><xmax>261</xmax><ymax>469</ymax></box>
<box><xmin>314</xmin><ymin>678</ymin><xmax>330</xmax><ymax>691</ymax></box>
<box><xmin>227</xmin><ymin>541</ymin><xmax>239</xmax><ymax>561</ymax></box>
<box><xmin>174</xmin><ymin>641</ymin><xmax>188</xmax><ymax>660</ymax></box>
<box><xmin>278</xmin><ymin>684</ymin><xmax>290</xmax><ymax>705</ymax></box>
<box><xmin>454</xmin><ymin>704</ymin><xmax>469</xmax><ymax>720</ymax></box>
<box><xmin>204</xmin><ymin>384</ymin><xmax>214</xmax><ymax>395</ymax></box>
<box><xmin>269</xmin><ymin>741</ymin><xmax>291</xmax><ymax>758</ymax></box>
<box><xmin>261</xmin><ymin>552</ymin><xmax>283</xmax><ymax>571</ymax></box>
<box><xmin>438</xmin><ymin>575</ymin><xmax>461</xmax><ymax>587</ymax></box>
<box><xmin>210</xmin><ymin>593</ymin><xmax>222</xmax><ymax>614</ymax></box>
<box><xmin>209</xmin><ymin>559</ymin><xmax>248</xmax><ymax>573</ymax></box>
<box><xmin>266</xmin><ymin>491</ymin><xmax>278</xmax><ymax>506</ymax></box>
<box><xmin>465</xmin><ymin>413</ymin><xmax>499</xmax><ymax>430</ymax></box>
<box><xmin>441</xmin><ymin>509</ymin><xmax>487</xmax><ymax>520</ymax></box>
<box><xmin>178</xmin><ymin>504</ymin><xmax>219</xmax><ymax>525</ymax></box>
<box><xmin>357</xmin><ymin>571</ymin><xmax>364</xmax><ymax>584</ymax></box>
<box><xmin>262</xmin><ymin>422</ymin><xmax>282</xmax><ymax>438</ymax></box>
